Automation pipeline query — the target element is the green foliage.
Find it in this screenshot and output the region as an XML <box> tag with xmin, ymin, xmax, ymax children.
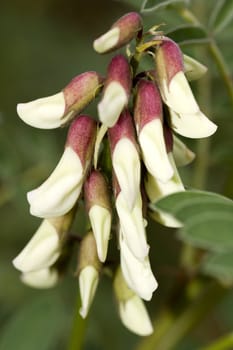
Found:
<box><xmin>0</xmin><ymin>293</ymin><xmax>68</xmax><ymax>350</ymax></box>
<box><xmin>152</xmin><ymin>191</ymin><xmax>233</xmax><ymax>281</ymax></box>
<box><xmin>140</xmin><ymin>0</ymin><xmax>189</xmax><ymax>13</ymax></box>
<box><xmin>166</xmin><ymin>24</ymin><xmax>208</xmax><ymax>45</ymax></box>
<box><xmin>209</xmin><ymin>0</ymin><xmax>233</xmax><ymax>34</ymax></box>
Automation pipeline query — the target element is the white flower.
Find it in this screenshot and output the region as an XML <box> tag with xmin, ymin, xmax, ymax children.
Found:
<box><xmin>98</xmin><ymin>81</ymin><xmax>128</xmax><ymax>127</ymax></box>
<box><xmin>113</xmin><ymin>138</ymin><xmax>140</xmax><ymax>210</ymax></box>
<box><xmin>89</xmin><ymin>205</ymin><xmax>111</xmax><ymax>262</ymax></box>
<box><xmin>27</xmin><ymin>147</ymin><xmax>84</xmax><ymax>218</ymax></box>
<box><xmin>145</xmin><ymin>153</ymin><xmax>184</xmax><ymax>228</ymax></box>
<box><xmin>20</xmin><ymin>267</ymin><xmax>59</xmax><ymax>289</ymax></box>
<box><xmin>120</xmin><ymin>234</ymin><xmax>158</xmax><ymax>301</ymax></box>
<box><xmin>79</xmin><ymin>266</ymin><xmax>99</xmax><ymax>318</ymax></box>
<box><xmin>119</xmin><ymin>295</ymin><xmax>153</xmax><ymax>336</ymax></box>
<box><xmin>116</xmin><ymin>192</ymin><xmax>149</xmax><ymax>260</ymax></box>
<box><xmin>17</xmin><ymin>92</ymin><xmax>66</xmax><ymax>129</ymax></box>
<box><xmin>13</xmin><ymin>220</ymin><xmax>60</xmax><ymax>272</ymax></box>
<box><xmin>138</xmin><ymin>119</ymin><xmax>174</xmax><ymax>182</ymax></box>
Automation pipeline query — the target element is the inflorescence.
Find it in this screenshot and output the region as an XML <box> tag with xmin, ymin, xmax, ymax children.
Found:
<box><xmin>13</xmin><ymin>12</ymin><xmax>217</xmax><ymax>335</ymax></box>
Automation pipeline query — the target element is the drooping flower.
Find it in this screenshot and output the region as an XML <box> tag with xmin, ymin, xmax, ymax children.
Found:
<box><xmin>93</xmin><ymin>12</ymin><xmax>142</xmax><ymax>54</ymax></box>
<box><xmin>114</xmin><ymin>267</ymin><xmax>153</xmax><ymax>336</ymax></box>
<box><xmin>134</xmin><ymin>79</ymin><xmax>173</xmax><ymax>182</ymax></box>
<box><xmin>12</xmin><ymin>210</ymin><xmax>75</xmax><ymax>273</ymax></box>
<box><xmin>108</xmin><ymin>110</ymin><xmax>141</xmax><ymax>210</ymax></box>
<box><xmin>27</xmin><ymin>115</ymin><xmax>96</xmax><ymax>218</ymax></box>
<box><xmin>155</xmin><ymin>37</ymin><xmax>217</xmax><ymax>138</ymax></box>
<box><xmin>173</xmin><ymin>134</ymin><xmax>195</xmax><ymax>167</ymax></box>
<box><xmin>98</xmin><ymin>54</ymin><xmax>131</xmax><ymax>127</ymax></box>
<box><xmin>119</xmin><ymin>232</ymin><xmax>158</xmax><ymax>301</ymax></box>
<box><xmin>17</xmin><ymin>72</ymin><xmax>103</xmax><ymax>129</ymax></box>
<box><xmin>115</xmin><ymin>187</ymin><xmax>149</xmax><ymax>261</ymax></box>
<box><xmin>84</xmin><ymin>170</ymin><xmax>112</xmax><ymax>262</ymax></box>
<box><xmin>77</xmin><ymin>232</ymin><xmax>101</xmax><ymax>318</ymax></box>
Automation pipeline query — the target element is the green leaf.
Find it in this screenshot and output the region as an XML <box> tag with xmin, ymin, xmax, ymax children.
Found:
<box><xmin>209</xmin><ymin>0</ymin><xmax>233</xmax><ymax>34</ymax></box>
<box><xmin>0</xmin><ymin>293</ymin><xmax>67</xmax><ymax>350</ymax></box>
<box><xmin>141</xmin><ymin>0</ymin><xmax>189</xmax><ymax>14</ymax></box>
<box><xmin>152</xmin><ymin>190</ymin><xmax>233</xmax><ymax>252</ymax></box>
<box><xmin>166</xmin><ymin>24</ymin><xmax>209</xmax><ymax>46</ymax></box>
<box><xmin>202</xmin><ymin>251</ymin><xmax>233</xmax><ymax>283</ymax></box>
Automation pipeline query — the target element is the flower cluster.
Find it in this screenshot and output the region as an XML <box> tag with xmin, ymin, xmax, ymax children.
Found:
<box><xmin>13</xmin><ymin>12</ymin><xmax>217</xmax><ymax>335</ymax></box>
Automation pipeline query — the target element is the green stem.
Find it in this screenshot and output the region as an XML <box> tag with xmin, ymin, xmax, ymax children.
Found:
<box><xmin>201</xmin><ymin>332</ymin><xmax>233</xmax><ymax>350</ymax></box>
<box><xmin>67</xmin><ymin>292</ymin><xmax>87</xmax><ymax>350</ymax></box>
<box><xmin>136</xmin><ymin>282</ymin><xmax>226</xmax><ymax>350</ymax></box>
<box><xmin>177</xmin><ymin>8</ymin><xmax>233</xmax><ymax>108</ymax></box>
<box><xmin>208</xmin><ymin>41</ymin><xmax>233</xmax><ymax>108</ymax></box>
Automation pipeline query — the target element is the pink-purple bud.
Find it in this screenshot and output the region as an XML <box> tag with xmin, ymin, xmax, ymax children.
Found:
<box><xmin>93</xmin><ymin>12</ymin><xmax>143</xmax><ymax>54</ymax></box>
<box><xmin>134</xmin><ymin>79</ymin><xmax>163</xmax><ymax>131</ymax></box>
<box><xmin>155</xmin><ymin>37</ymin><xmax>184</xmax><ymax>85</ymax></box>
<box><xmin>108</xmin><ymin>109</ymin><xmax>137</xmax><ymax>153</ymax></box>
<box><xmin>84</xmin><ymin>170</ymin><xmax>111</xmax><ymax>213</ymax></box>
<box><xmin>66</xmin><ymin>115</ymin><xmax>97</xmax><ymax>167</ymax></box>
<box><xmin>63</xmin><ymin>71</ymin><xmax>103</xmax><ymax>114</ymax></box>
<box><xmin>105</xmin><ymin>54</ymin><xmax>132</xmax><ymax>98</ymax></box>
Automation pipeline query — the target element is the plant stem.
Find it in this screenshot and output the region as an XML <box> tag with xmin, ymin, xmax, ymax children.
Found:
<box><xmin>177</xmin><ymin>7</ymin><xmax>233</xmax><ymax>109</ymax></box>
<box><xmin>136</xmin><ymin>282</ymin><xmax>226</xmax><ymax>350</ymax></box>
<box><xmin>208</xmin><ymin>41</ymin><xmax>233</xmax><ymax>108</ymax></box>
<box><xmin>201</xmin><ymin>332</ymin><xmax>233</xmax><ymax>350</ymax></box>
<box><xmin>67</xmin><ymin>292</ymin><xmax>87</xmax><ymax>350</ymax></box>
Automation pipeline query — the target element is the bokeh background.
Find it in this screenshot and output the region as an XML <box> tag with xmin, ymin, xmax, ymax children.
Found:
<box><xmin>0</xmin><ymin>0</ymin><xmax>232</xmax><ymax>349</ymax></box>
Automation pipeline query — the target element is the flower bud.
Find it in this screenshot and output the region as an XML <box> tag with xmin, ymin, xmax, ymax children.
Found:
<box><xmin>114</xmin><ymin>267</ymin><xmax>153</xmax><ymax>336</ymax></box>
<box><xmin>17</xmin><ymin>72</ymin><xmax>102</xmax><ymax>129</ymax></box>
<box><xmin>109</xmin><ymin>110</ymin><xmax>140</xmax><ymax>209</ymax></box>
<box><xmin>116</xmin><ymin>191</ymin><xmax>149</xmax><ymax>260</ymax></box>
<box><xmin>84</xmin><ymin>170</ymin><xmax>112</xmax><ymax>262</ymax></box>
<box><xmin>93</xmin><ymin>12</ymin><xmax>142</xmax><ymax>54</ymax></box>
<box><xmin>12</xmin><ymin>210</ymin><xmax>75</xmax><ymax>273</ymax></box>
<box><xmin>183</xmin><ymin>54</ymin><xmax>207</xmax><ymax>81</ymax></box>
<box><xmin>173</xmin><ymin>135</ymin><xmax>195</xmax><ymax>167</ymax></box>
<box><xmin>98</xmin><ymin>55</ymin><xmax>131</xmax><ymax>127</ymax></box>
<box><xmin>20</xmin><ymin>267</ymin><xmax>59</xmax><ymax>289</ymax></box>
<box><xmin>77</xmin><ymin>232</ymin><xmax>101</xmax><ymax>318</ymax></box>
<box><xmin>119</xmin><ymin>233</ymin><xmax>158</xmax><ymax>301</ymax></box>
<box><xmin>155</xmin><ymin>37</ymin><xmax>217</xmax><ymax>138</ymax></box>
<box><xmin>27</xmin><ymin>115</ymin><xmax>96</xmax><ymax>218</ymax></box>
<box><xmin>134</xmin><ymin>79</ymin><xmax>173</xmax><ymax>182</ymax></box>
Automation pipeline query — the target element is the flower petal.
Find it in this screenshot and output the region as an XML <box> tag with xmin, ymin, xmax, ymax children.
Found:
<box><xmin>27</xmin><ymin>147</ymin><xmax>83</xmax><ymax>218</ymax></box>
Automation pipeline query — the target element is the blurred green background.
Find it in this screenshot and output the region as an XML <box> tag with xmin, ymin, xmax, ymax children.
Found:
<box><xmin>0</xmin><ymin>0</ymin><xmax>232</xmax><ymax>349</ymax></box>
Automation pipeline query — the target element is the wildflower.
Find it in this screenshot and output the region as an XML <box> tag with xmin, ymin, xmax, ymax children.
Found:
<box><xmin>155</xmin><ymin>37</ymin><xmax>217</xmax><ymax>138</ymax></box>
<box><xmin>77</xmin><ymin>232</ymin><xmax>101</xmax><ymax>318</ymax></box>
<box><xmin>114</xmin><ymin>268</ymin><xmax>153</xmax><ymax>336</ymax></box>
<box><xmin>12</xmin><ymin>210</ymin><xmax>74</xmax><ymax>273</ymax></box>
<box><xmin>134</xmin><ymin>79</ymin><xmax>173</xmax><ymax>182</ymax></box>
<box><xmin>27</xmin><ymin>115</ymin><xmax>96</xmax><ymax>218</ymax></box>
<box><xmin>98</xmin><ymin>54</ymin><xmax>131</xmax><ymax>127</ymax></box>
<box><xmin>84</xmin><ymin>170</ymin><xmax>112</xmax><ymax>262</ymax></box>
<box><xmin>116</xmin><ymin>189</ymin><xmax>149</xmax><ymax>261</ymax></box>
<box><xmin>173</xmin><ymin>134</ymin><xmax>195</xmax><ymax>167</ymax></box>
<box><xmin>17</xmin><ymin>72</ymin><xmax>102</xmax><ymax>129</ymax></box>
<box><xmin>93</xmin><ymin>12</ymin><xmax>142</xmax><ymax>54</ymax></box>
<box><xmin>108</xmin><ymin>110</ymin><xmax>141</xmax><ymax>209</ymax></box>
<box><xmin>119</xmin><ymin>232</ymin><xmax>158</xmax><ymax>301</ymax></box>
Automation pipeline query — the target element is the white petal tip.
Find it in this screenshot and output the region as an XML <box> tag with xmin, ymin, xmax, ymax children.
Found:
<box><xmin>17</xmin><ymin>93</ymin><xmax>66</xmax><ymax>129</ymax></box>
<box><xmin>93</xmin><ymin>28</ymin><xmax>120</xmax><ymax>54</ymax></box>
<box><xmin>170</xmin><ymin>110</ymin><xmax>218</xmax><ymax>139</ymax></box>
